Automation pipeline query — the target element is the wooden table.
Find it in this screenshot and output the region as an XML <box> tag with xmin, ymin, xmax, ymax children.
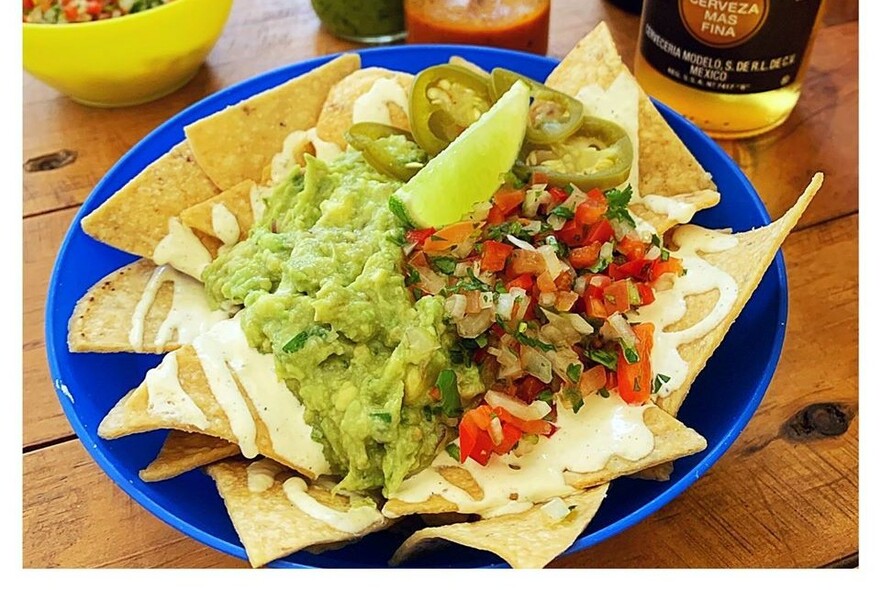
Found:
<box><xmin>22</xmin><ymin>0</ymin><xmax>858</xmax><ymax>568</ymax></box>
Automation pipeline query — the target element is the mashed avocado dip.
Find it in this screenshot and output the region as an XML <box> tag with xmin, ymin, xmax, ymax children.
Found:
<box><xmin>203</xmin><ymin>151</ymin><xmax>478</xmax><ymax>493</ymax></box>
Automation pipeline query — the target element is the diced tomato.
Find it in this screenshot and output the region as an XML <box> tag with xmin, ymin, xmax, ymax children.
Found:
<box><xmin>505</xmin><ymin>273</ymin><xmax>534</xmax><ymax>292</ymax></box>
<box><xmin>406</xmin><ymin>227</ymin><xmax>436</xmax><ymax>245</ymax></box>
<box><xmin>609</xmin><ymin>258</ymin><xmax>653</xmax><ymax>282</ymax></box>
<box><xmin>423</xmin><ymin>221</ymin><xmax>478</xmax><ymax>252</ymax></box>
<box><xmin>85</xmin><ymin>0</ymin><xmax>102</xmax><ymax>16</ymax></box>
<box><xmin>467</xmin><ymin>405</ymin><xmax>494</xmax><ymax>430</ymax></box>
<box><xmin>569</xmin><ymin>242</ymin><xmax>602</xmax><ymax>269</ymax></box>
<box><xmin>480</xmin><ymin>240</ymin><xmax>514</xmax><ymax>272</ymax></box>
<box><xmin>487</xmin><ymin>204</ymin><xmax>506</xmax><ymax>225</ymax></box>
<box><xmin>516</xmin><ymin>376</ymin><xmax>546</xmax><ymax>403</ymax></box>
<box><xmin>554</xmin><ymin>271</ymin><xmax>573</xmax><ymax>291</ymax></box>
<box><xmin>490</xmin><ymin>324</ymin><xmax>506</xmax><ymax>338</ymax></box>
<box><xmin>617</xmin><ymin>236</ymin><xmax>647</xmax><ymax>261</ymax></box>
<box><xmin>536</xmin><ymin>271</ymin><xmax>557</xmax><ymax>293</ymax></box>
<box><xmin>547</xmin><ymin>186</ymin><xmax>568</xmax><ymax>207</ymax></box>
<box><xmin>530</xmin><ymin>171</ymin><xmax>549</xmax><ymax>185</ymax></box>
<box><xmin>602</xmin><ymin>280</ymin><xmax>631</xmax><ymax>314</ymax></box>
<box><xmin>605</xmin><ymin>371</ymin><xmax>618</xmax><ymax>390</ymax></box>
<box><xmin>465</xmin><ymin>291</ymin><xmax>482</xmax><ymax>314</ymax></box>
<box><xmin>509</xmin><ymin>249</ymin><xmax>546</xmax><ymax>275</ymax></box>
<box><xmin>586</xmin><ymin>296</ymin><xmax>608</xmax><ymax>319</ymax></box>
<box><xmin>586</xmin><ymin>274</ymin><xmax>612</xmax><ymax>299</ymax></box>
<box><xmin>637</xmin><ymin>283</ymin><xmax>655</xmax><ymax>305</ymax></box>
<box><xmin>64</xmin><ymin>3</ymin><xmax>78</xmax><ymax>19</ymax></box>
<box><xmin>586</xmin><ymin>219</ymin><xmax>614</xmax><ymax>244</ymax></box>
<box><xmin>579</xmin><ymin>365</ymin><xmax>608</xmax><ymax>397</ymax></box>
<box><xmin>557</xmin><ymin>218</ymin><xmax>588</xmax><ymax>247</ymax></box>
<box><xmin>650</xmin><ymin>257</ymin><xmax>685</xmax><ymax>282</ymax></box>
<box><xmin>556</xmin><ymin>290</ymin><xmax>579</xmax><ymax>311</ymax></box>
<box><xmin>493</xmin><ymin>187</ymin><xmax>525</xmax><ymax>216</ymax></box>
<box><xmin>617</xmin><ymin>323</ymin><xmax>655</xmax><ymax>404</ymax></box>
<box><xmin>575</xmin><ymin>189</ymin><xmax>608</xmax><ymax>225</ymax></box>
<box><xmin>428</xmin><ymin>386</ymin><xmax>441</xmax><ymax>401</ymax></box>
<box><xmin>493</xmin><ymin>407</ymin><xmax>552</xmax><ymax>436</ymax></box>
<box><xmin>493</xmin><ymin>422</ymin><xmax>522</xmax><ymax>455</ymax></box>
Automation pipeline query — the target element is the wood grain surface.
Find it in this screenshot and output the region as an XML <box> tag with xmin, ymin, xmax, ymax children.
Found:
<box><xmin>22</xmin><ymin>0</ymin><xmax>858</xmax><ymax>568</ymax></box>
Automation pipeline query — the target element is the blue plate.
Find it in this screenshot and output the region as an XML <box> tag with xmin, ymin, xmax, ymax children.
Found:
<box><xmin>44</xmin><ymin>45</ymin><xmax>787</xmax><ymax>568</ymax></box>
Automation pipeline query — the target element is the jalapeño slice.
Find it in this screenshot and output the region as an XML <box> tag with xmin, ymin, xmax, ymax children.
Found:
<box><xmin>489</xmin><ymin>67</ymin><xmax>584</xmax><ymax>145</ymax></box>
<box><xmin>409</xmin><ymin>64</ymin><xmax>493</xmax><ymax>156</ymax></box>
<box><xmin>344</xmin><ymin>122</ymin><xmax>428</xmax><ymax>182</ymax></box>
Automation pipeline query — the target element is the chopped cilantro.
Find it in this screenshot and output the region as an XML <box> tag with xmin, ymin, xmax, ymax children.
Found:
<box><xmin>436</xmin><ymin>369</ymin><xmax>462</xmax><ymax>417</ymax></box>
<box><xmin>422</xmin><ymin>406</ymin><xmax>435</xmax><ymax>422</ymax></box>
<box><xmin>651</xmin><ymin>234</ymin><xmax>661</xmax><ymax>248</ymax></box>
<box><xmin>404</xmin><ymin>265</ymin><xmax>420</xmax><ymax>287</ymax></box>
<box><xmin>563</xmin><ymin>184</ymin><xmax>575</xmax><ymax>196</ymax></box>
<box><xmin>598</xmin><ymin>387</ymin><xmax>611</xmax><ymax>398</ymax></box>
<box><xmin>566</xmin><ymin>363</ymin><xmax>583</xmax><ymax>383</ymax></box>
<box><xmin>487</xmin><ymin>221</ymin><xmax>531</xmax><ymax>241</ymax></box>
<box><xmin>431</xmin><ymin>256</ymin><xmax>457</xmax><ymax>275</ymax></box>
<box><xmin>550</xmin><ymin>206</ymin><xmax>574</xmax><ymax>220</ymax></box>
<box><xmin>494</xmin><ymin>282</ymin><xmax>508</xmax><ymax>294</ymax></box>
<box><xmin>441</xmin><ymin>268</ymin><xmax>490</xmax><ymax>294</ymax></box>
<box><xmin>445</xmin><ymin>442</ymin><xmax>461</xmax><ymax>462</ymax></box>
<box><xmin>587</xmin><ymin>348</ymin><xmax>618</xmax><ymax>371</ymax></box>
<box><xmin>411</xmin><ymin>287</ymin><xmax>424</xmax><ymax>299</ymax></box>
<box><xmin>515</xmin><ymin>331</ymin><xmax>555</xmax><ymax>352</ymax></box>
<box><xmin>621</xmin><ymin>340</ymin><xmax>640</xmax><ymax>364</ymax></box>
<box><xmin>604</xmin><ymin>185</ymin><xmax>636</xmax><ymax>227</ymax></box>
<box><xmin>387</xmin><ymin>229</ymin><xmax>407</xmax><ymax>246</ymax></box>
<box><xmin>371</xmin><ymin>411</ymin><xmax>392</xmax><ymax>423</ymax></box>
<box><xmin>652</xmin><ymin>373</ymin><xmax>671</xmax><ymax>394</ymax></box>
<box><xmin>537</xmin><ymin>390</ymin><xmax>554</xmax><ymax>402</ymax></box>
<box><xmin>282</xmin><ymin>326</ymin><xmax>328</xmax><ymax>353</ymax></box>
<box><xmin>661</xmin><ymin>249</ymin><xmax>670</xmax><ymax>261</ymax></box>
<box><xmin>388</xmin><ymin>198</ymin><xmax>413</xmax><ymax>228</ymax></box>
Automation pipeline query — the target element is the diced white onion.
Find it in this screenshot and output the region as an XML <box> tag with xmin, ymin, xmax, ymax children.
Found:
<box><xmin>523</xmin><ymin>187</ymin><xmax>549</xmax><ymax>217</ymax></box>
<box><xmin>566</xmin><ymin>313</ymin><xmax>594</xmax><ymax>335</ymax></box>
<box><xmin>509</xmin><ymin>287</ymin><xmax>528</xmax><ymax>300</ymax></box>
<box><xmin>645</xmin><ymin>245</ymin><xmax>662</xmax><ymax>260</ymax></box>
<box><xmin>507</xmin><ymin>234</ymin><xmax>536</xmax><ymax>251</ymax></box>
<box><xmin>541</xmin><ymin>497</ymin><xmax>571</xmax><ymax>522</ymax></box>
<box><xmin>538</xmin><ymin>292</ymin><xmax>557</xmax><ymax>307</ymax></box>
<box><xmin>537</xmin><ymin>245</ymin><xmax>564</xmax><ymax>279</ymax></box>
<box><xmin>488</xmin><ymin>416</ymin><xmax>504</xmax><ymax>445</ymax></box>
<box><xmin>521</xmin><ymin>346</ymin><xmax>553</xmax><ymax>384</ymax></box>
<box><xmin>479</xmin><ymin>291</ymin><xmax>495</xmax><ymax>309</ymax></box>
<box><xmin>454</xmin><ymin>262</ymin><xmax>470</xmax><ymax>277</ymax></box>
<box><xmin>599</xmin><ymin>241</ymin><xmax>614</xmax><ymax>262</ymax></box>
<box><xmin>417</xmin><ymin>266</ymin><xmax>446</xmax><ymax>295</ymax></box>
<box><xmin>522</xmin><ymin>220</ymin><xmax>544</xmax><ymax>235</ymax></box>
<box><xmin>485</xmin><ymin>389</ymin><xmax>551</xmax><ymax>421</ymax></box>
<box><xmin>468</xmin><ymin>201</ymin><xmax>492</xmax><ymax>222</ymax></box>
<box><xmin>573</xmin><ymin>276</ymin><xmax>587</xmax><ymax>295</ymax></box>
<box><xmin>445</xmin><ymin>294</ymin><xmax>467</xmax><ymax>319</ymax></box>
<box><xmin>496</xmin><ymin>293</ymin><xmax>515</xmax><ymax>320</ymax></box>
<box><xmin>455</xmin><ymin>308</ymin><xmax>494</xmax><ymax>338</ymax></box>
<box><xmin>607</xmin><ymin>312</ymin><xmax>637</xmax><ymax>348</ymax></box>
<box><xmin>547</xmin><ymin>215</ymin><xmax>567</xmax><ymax>231</ymax></box>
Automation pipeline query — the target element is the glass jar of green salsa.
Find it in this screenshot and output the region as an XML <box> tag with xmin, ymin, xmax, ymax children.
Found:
<box><xmin>311</xmin><ymin>0</ymin><xmax>406</xmax><ymax>44</ymax></box>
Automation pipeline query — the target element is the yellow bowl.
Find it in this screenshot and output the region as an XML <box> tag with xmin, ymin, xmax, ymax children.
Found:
<box><xmin>23</xmin><ymin>0</ymin><xmax>233</xmax><ymax>107</ymax></box>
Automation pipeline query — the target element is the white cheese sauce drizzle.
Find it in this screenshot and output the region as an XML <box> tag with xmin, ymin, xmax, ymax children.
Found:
<box><xmin>153</xmin><ymin>217</ymin><xmax>213</xmax><ymax>280</ymax></box>
<box><xmin>282</xmin><ymin>476</ymin><xmax>383</xmax><ymax>534</ymax></box>
<box><xmin>642</xmin><ymin>190</ymin><xmax>720</xmax><ymax>225</ymax></box>
<box><xmin>352</xmin><ymin>77</ymin><xmax>409</xmax><ymax>126</ymax></box>
<box><xmin>144</xmin><ymin>351</ymin><xmax>209</xmax><ymax>430</ymax></box>
<box><xmin>388</xmin><ymin>391</ymin><xmax>653</xmax><ymax>518</ymax></box>
<box><xmin>270</xmin><ymin>127</ymin><xmax>342</xmax><ymax>185</ymax></box>
<box><xmin>631</xmin><ymin>225</ymin><xmax>739</xmax><ymax>397</ymax></box>
<box><xmin>246</xmin><ymin>459</ymin><xmax>283</xmax><ymax>493</ymax></box>
<box><xmin>211</xmin><ymin>203</ymin><xmax>241</xmax><ymax>246</ymax></box>
<box><xmin>128</xmin><ymin>265</ymin><xmax>228</xmax><ymax>352</ymax></box>
<box><xmin>575</xmin><ymin>72</ymin><xmax>641</xmax><ymax>200</ymax></box>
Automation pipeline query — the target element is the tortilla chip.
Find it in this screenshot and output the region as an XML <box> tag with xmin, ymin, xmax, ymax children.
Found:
<box><xmin>185</xmin><ymin>54</ymin><xmax>360</xmax><ymax>190</ymax></box>
<box><xmin>630</xmin><ymin>462</ymin><xmax>674</xmax><ymax>481</ymax></box>
<box><xmin>545</xmin><ymin>22</ymin><xmax>716</xmax><ymax>199</ymax></box>
<box><xmin>206</xmin><ymin>459</ymin><xmax>388</xmax><ymax>568</ymax></box>
<box><xmin>389</xmin><ymin>485</ymin><xmax>608</xmax><ymax>568</ymax></box>
<box><xmin>634</xmin><ymin>189</ymin><xmax>721</xmax><ymax>237</ymax></box>
<box><xmin>656</xmin><ymin>174</ymin><xmax>823</xmax><ymax>417</ymax></box>
<box><xmin>448</xmin><ymin>56</ymin><xmax>489</xmax><ymax>77</ymax></box>
<box><xmin>179</xmin><ymin>179</ymin><xmax>256</xmax><ymax>244</ymax></box>
<box><xmin>67</xmin><ymin>259</ymin><xmax>220</xmax><ymax>354</ymax></box>
<box><xmin>97</xmin><ymin>335</ymin><xmax>328</xmax><ymax>480</ymax></box>
<box><xmin>80</xmin><ymin>141</ymin><xmax>220</xmax><ymax>259</ymax></box>
<box><xmin>315</xmin><ymin>67</ymin><xmax>414</xmax><ymax>148</ymax></box>
<box><xmin>140</xmin><ymin>431</ymin><xmax>240</xmax><ymax>482</ymax></box>
<box><xmin>382</xmin><ymin>404</ymin><xmax>705</xmax><ymax>518</ymax></box>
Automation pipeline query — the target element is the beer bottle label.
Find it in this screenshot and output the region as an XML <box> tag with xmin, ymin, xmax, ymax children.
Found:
<box><xmin>639</xmin><ymin>0</ymin><xmax>822</xmax><ymax>94</ymax></box>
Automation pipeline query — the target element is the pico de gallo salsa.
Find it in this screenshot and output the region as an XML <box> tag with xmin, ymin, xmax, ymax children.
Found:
<box><xmin>23</xmin><ymin>0</ymin><xmax>172</xmax><ymax>23</ymax></box>
<box><xmin>401</xmin><ymin>173</ymin><xmax>685</xmax><ymax>466</ymax></box>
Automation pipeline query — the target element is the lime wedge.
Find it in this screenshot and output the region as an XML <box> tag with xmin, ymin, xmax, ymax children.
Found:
<box><xmin>390</xmin><ymin>80</ymin><xmax>530</xmax><ymax>228</ymax></box>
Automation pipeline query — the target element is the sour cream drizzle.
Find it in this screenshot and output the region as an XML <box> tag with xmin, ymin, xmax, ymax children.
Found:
<box><xmin>153</xmin><ymin>217</ymin><xmax>213</xmax><ymax>280</ymax></box>
<box><xmin>128</xmin><ymin>265</ymin><xmax>228</xmax><ymax>352</ymax></box>
<box><xmin>271</xmin><ymin>127</ymin><xmax>342</xmax><ymax>185</ymax></box>
<box><xmin>282</xmin><ymin>476</ymin><xmax>383</xmax><ymax>534</ymax></box>
<box><xmin>352</xmin><ymin>77</ymin><xmax>409</xmax><ymax>126</ymax></box>
<box><xmin>144</xmin><ymin>352</ymin><xmax>209</xmax><ymax>430</ymax></box>
<box><xmin>388</xmin><ymin>392</ymin><xmax>653</xmax><ymax>517</ymax></box>
<box><xmin>631</xmin><ymin>225</ymin><xmax>739</xmax><ymax>397</ymax></box>
<box><xmin>575</xmin><ymin>73</ymin><xmax>641</xmax><ymax>199</ymax></box>
<box><xmin>211</xmin><ymin>203</ymin><xmax>241</xmax><ymax>246</ymax></box>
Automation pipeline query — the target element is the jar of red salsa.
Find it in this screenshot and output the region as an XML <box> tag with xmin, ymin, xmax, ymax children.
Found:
<box><xmin>405</xmin><ymin>0</ymin><xmax>550</xmax><ymax>55</ymax></box>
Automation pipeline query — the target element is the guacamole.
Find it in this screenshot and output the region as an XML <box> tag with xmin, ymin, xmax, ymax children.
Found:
<box><xmin>203</xmin><ymin>152</ymin><xmax>467</xmax><ymax>493</ymax></box>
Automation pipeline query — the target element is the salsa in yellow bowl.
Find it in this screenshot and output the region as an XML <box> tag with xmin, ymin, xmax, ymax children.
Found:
<box><xmin>23</xmin><ymin>0</ymin><xmax>233</xmax><ymax>107</ymax></box>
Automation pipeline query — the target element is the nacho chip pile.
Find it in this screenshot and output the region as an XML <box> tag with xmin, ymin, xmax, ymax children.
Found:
<box><xmin>68</xmin><ymin>22</ymin><xmax>822</xmax><ymax>568</ymax></box>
